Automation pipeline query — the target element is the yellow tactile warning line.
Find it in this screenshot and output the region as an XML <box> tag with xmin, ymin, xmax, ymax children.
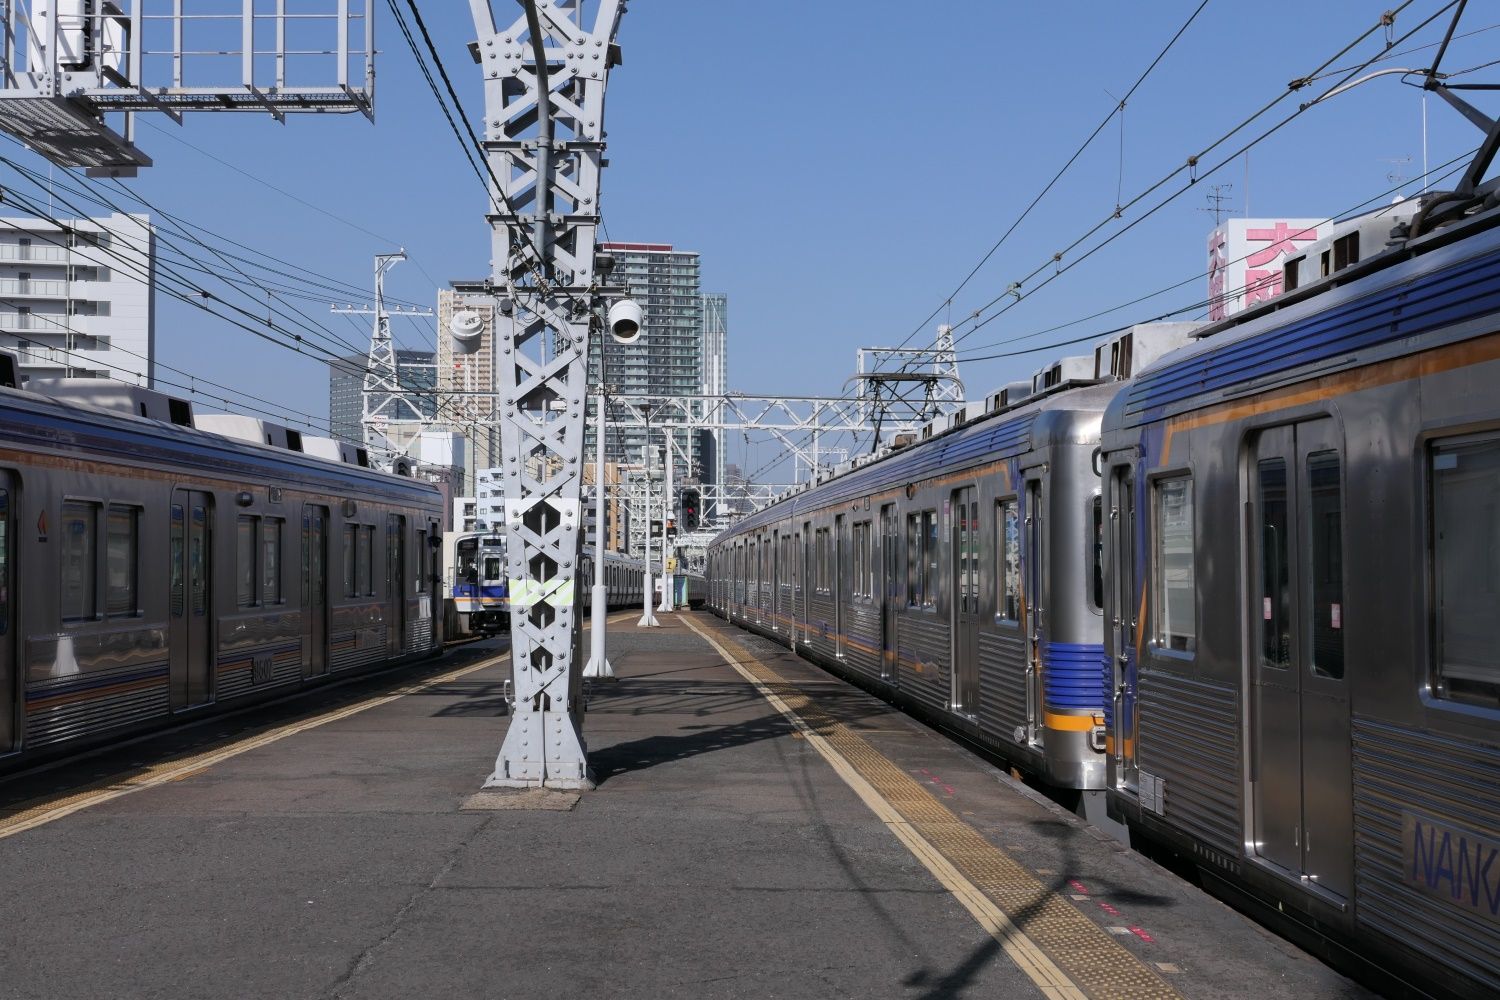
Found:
<box><xmin>681</xmin><ymin>613</ymin><xmax>1180</xmax><ymax>1000</ymax></box>
<box><xmin>0</xmin><ymin>611</ymin><xmax>636</xmax><ymax>841</ymax></box>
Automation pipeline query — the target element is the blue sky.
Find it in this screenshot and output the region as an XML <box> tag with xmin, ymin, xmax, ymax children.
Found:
<box><xmin>11</xmin><ymin>1</ymin><xmax>1492</xmax><ymax>476</ymax></box>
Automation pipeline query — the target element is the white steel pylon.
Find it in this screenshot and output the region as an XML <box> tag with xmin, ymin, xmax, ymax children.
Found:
<box><xmin>467</xmin><ymin>0</ymin><xmax>627</xmax><ymax>789</ymax></box>
<box><xmin>335</xmin><ymin>252</ymin><xmax>432</xmax><ymax>468</ymax></box>
<box><xmin>929</xmin><ymin>324</ymin><xmax>966</xmax><ymax>415</ymax></box>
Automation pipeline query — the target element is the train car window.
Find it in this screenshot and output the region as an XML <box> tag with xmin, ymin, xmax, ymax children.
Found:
<box><xmin>261</xmin><ymin>518</ymin><xmax>283</xmax><ymax>605</ymax></box>
<box><xmin>357</xmin><ymin>526</ymin><xmax>375</xmax><ymax>597</ymax></box>
<box><xmin>61</xmin><ymin>500</ymin><xmax>99</xmax><ymax>621</ymax></box>
<box><xmin>1089</xmin><ymin>496</ymin><xmax>1105</xmax><ymax>612</ymax></box>
<box><xmin>1153</xmin><ymin>477</ymin><xmax>1197</xmax><ymax>653</ymax></box>
<box><xmin>1430</xmin><ymin>437</ymin><xmax>1500</xmax><ymax>708</ymax></box>
<box><xmin>997</xmin><ymin>499</ymin><xmax>1020</xmax><ymax>622</ymax></box>
<box><xmin>1307</xmin><ymin>452</ymin><xmax>1344</xmax><ymax>679</ymax></box>
<box><xmin>105</xmin><ymin>505</ymin><xmax>139</xmax><ymax>617</ymax></box>
<box><xmin>907</xmin><ymin>514</ymin><xmax>922</xmax><ymax>607</ymax></box>
<box><xmin>343</xmin><ymin>524</ymin><xmax>358</xmax><ymax>598</ymax></box>
<box><xmin>1256</xmin><ymin>460</ymin><xmax>1291</xmax><ymax>670</ymax></box>
<box><xmin>170</xmin><ymin>506</ymin><xmax>185</xmax><ymax>619</ymax></box>
<box><xmin>236</xmin><ymin>517</ymin><xmax>259</xmax><ymax>608</ymax></box>
<box><xmin>852</xmin><ymin>522</ymin><xmax>872</xmax><ymax>600</ymax></box>
<box><xmin>0</xmin><ymin>491</ymin><xmax>8</xmax><ymax>633</ymax></box>
<box><xmin>923</xmin><ymin>511</ymin><xmax>938</xmax><ymax>610</ymax></box>
<box><xmin>416</xmin><ymin>530</ymin><xmax>428</xmax><ymax>593</ymax></box>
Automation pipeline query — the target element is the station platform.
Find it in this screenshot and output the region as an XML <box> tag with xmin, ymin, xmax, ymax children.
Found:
<box><xmin>0</xmin><ymin>612</ymin><xmax>1367</xmax><ymax>999</ymax></box>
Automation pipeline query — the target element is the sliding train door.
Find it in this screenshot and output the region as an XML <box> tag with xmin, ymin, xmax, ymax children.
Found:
<box><xmin>169</xmin><ymin>489</ymin><xmax>214</xmax><ymax>710</ymax></box>
<box><xmin>880</xmin><ymin>504</ymin><xmax>898</xmax><ymax>681</ymax></box>
<box><xmin>387</xmin><ymin>514</ymin><xmax>406</xmax><ymax>657</ymax></box>
<box><xmin>1248</xmin><ymin>419</ymin><xmax>1351</xmax><ymax>899</ymax></box>
<box><xmin>0</xmin><ymin>477</ymin><xmax>13</xmax><ymax>754</ymax></box>
<box><xmin>951</xmin><ymin>487</ymin><xmax>979</xmax><ymax>715</ymax></box>
<box><xmin>1023</xmin><ymin>477</ymin><xmax>1044</xmax><ymax>746</ymax></box>
<box><xmin>303</xmin><ymin>504</ymin><xmax>330</xmax><ymax>677</ymax></box>
<box><xmin>1109</xmin><ymin>466</ymin><xmax>1139</xmax><ymax>784</ymax></box>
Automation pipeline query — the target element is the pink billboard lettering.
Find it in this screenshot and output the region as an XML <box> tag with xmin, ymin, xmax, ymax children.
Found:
<box><xmin>1245</xmin><ymin>222</ymin><xmax>1319</xmax><ymax>267</ymax></box>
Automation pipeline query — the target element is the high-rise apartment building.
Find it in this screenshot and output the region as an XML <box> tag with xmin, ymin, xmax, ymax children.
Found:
<box><xmin>590</xmin><ymin>243</ymin><xmax>726</xmax><ymax>486</ymax></box>
<box><xmin>436</xmin><ymin>288</ymin><xmax>499</xmax><ymax>494</ymax></box>
<box><xmin>0</xmin><ymin>214</ymin><xmax>155</xmax><ymax>385</ymax></box>
<box><xmin>701</xmin><ymin>292</ymin><xmax>729</xmax><ymax>490</ymax></box>
<box><xmin>327</xmin><ymin>349</ymin><xmax>437</xmax><ymax>444</ymax></box>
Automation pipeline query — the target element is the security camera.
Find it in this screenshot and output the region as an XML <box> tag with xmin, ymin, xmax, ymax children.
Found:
<box><xmin>607</xmin><ymin>299</ymin><xmax>643</xmax><ymax>344</ymax></box>
<box><xmin>449</xmin><ymin>310</ymin><xmax>484</xmax><ymax>355</ymax></box>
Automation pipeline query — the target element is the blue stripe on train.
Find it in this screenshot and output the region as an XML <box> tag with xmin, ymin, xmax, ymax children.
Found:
<box><xmin>1042</xmin><ymin>642</ymin><xmax>1108</xmax><ymax>712</ymax></box>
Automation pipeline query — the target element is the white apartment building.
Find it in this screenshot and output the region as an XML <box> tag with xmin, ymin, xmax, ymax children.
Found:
<box><xmin>0</xmin><ymin>213</ymin><xmax>155</xmax><ymax>385</ymax></box>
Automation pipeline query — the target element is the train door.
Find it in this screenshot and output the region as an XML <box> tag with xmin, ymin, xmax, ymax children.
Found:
<box><xmin>771</xmin><ymin>530</ymin><xmax>781</xmax><ymax>630</ymax></box>
<box><xmin>834</xmin><ymin>515</ymin><xmax>846</xmax><ymax>658</ymax></box>
<box><xmin>427</xmin><ymin>519</ymin><xmax>442</xmax><ymax>641</ymax></box>
<box><xmin>303</xmin><ymin>504</ymin><xmax>329</xmax><ymax>677</ymax></box>
<box><xmin>950</xmin><ymin>487</ymin><xmax>979</xmax><ymax>715</ymax></box>
<box><xmin>387</xmin><ymin>514</ymin><xmax>406</xmax><ymax>656</ymax></box>
<box><xmin>1109</xmin><ymin>466</ymin><xmax>1139</xmax><ymax>784</ymax></box>
<box><xmin>1248</xmin><ymin>419</ymin><xmax>1351</xmax><ymax>898</ymax></box>
<box><xmin>801</xmin><ymin>523</ymin><xmax>812</xmax><ymax>644</ymax></box>
<box><xmin>169</xmin><ymin>489</ymin><xmax>214</xmax><ymax>710</ymax></box>
<box><xmin>880</xmin><ymin>504</ymin><xmax>898</xmax><ymax>681</ymax></box>
<box><xmin>1023</xmin><ymin>477</ymin><xmax>1044</xmax><ymax>745</ymax></box>
<box><xmin>0</xmin><ymin>476</ymin><xmax>13</xmax><ymax>754</ymax></box>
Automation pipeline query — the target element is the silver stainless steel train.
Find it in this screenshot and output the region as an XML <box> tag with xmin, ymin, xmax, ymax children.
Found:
<box><xmin>0</xmin><ymin>364</ymin><xmax>446</xmax><ymax>770</ymax></box>
<box><xmin>711</xmin><ymin>181</ymin><xmax>1500</xmax><ymax>997</ymax></box>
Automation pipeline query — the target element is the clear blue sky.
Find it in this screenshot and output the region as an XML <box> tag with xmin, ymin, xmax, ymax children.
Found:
<box><xmin>14</xmin><ymin>1</ymin><xmax>1491</xmax><ymax>476</ymax></box>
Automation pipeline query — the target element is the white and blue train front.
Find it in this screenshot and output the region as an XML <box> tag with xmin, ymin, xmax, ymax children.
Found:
<box><xmin>451</xmin><ymin>532</ymin><xmax>509</xmax><ymax>635</ymax></box>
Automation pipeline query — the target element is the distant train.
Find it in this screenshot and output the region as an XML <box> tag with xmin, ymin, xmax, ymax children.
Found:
<box><xmin>710</xmin><ymin>184</ymin><xmax>1500</xmax><ymax>998</ymax></box>
<box><xmin>442</xmin><ymin>528</ymin><xmax>656</xmax><ymax>636</ymax></box>
<box><xmin>0</xmin><ymin>364</ymin><xmax>446</xmax><ymax>770</ymax></box>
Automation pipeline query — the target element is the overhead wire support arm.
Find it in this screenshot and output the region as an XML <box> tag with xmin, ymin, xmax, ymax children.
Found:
<box><xmin>0</xmin><ymin>3</ymin><xmax>377</xmax><ymax>174</ymax></box>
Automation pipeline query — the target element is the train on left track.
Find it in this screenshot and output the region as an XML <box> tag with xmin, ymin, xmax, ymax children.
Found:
<box><xmin>0</xmin><ymin>362</ymin><xmax>446</xmax><ymax>771</ymax></box>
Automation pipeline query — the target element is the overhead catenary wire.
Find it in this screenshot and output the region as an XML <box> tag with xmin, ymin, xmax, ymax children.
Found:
<box><xmin>888</xmin><ymin>0</ymin><xmax>1215</xmax><ymax>359</ymax></box>
<box><xmin>927</xmin><ymin>0</ymin><xmax>1455</xmax><ymax>360</ymax></box>
<box><xmin>952</xmin><ymin>145</ymin><xmax>1481</xmax><ymax>361</ymax></box>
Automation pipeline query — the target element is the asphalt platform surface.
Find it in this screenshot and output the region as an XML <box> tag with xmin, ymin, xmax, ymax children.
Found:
<box><xmin>0</xmin><ymin>613</ymin><xmax>1368</xmax><ymax>999</ymax></box>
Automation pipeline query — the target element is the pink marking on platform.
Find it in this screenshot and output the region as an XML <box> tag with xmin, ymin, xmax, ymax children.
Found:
<box><xmin>1129</xmin><ymin>926</ymin><xmax>1154</xmax><ymax>942</ymax></box>
<box><xmin>1068</xmin><ymin>880</ymin><xmax>1089</xmax><ymax>894</ymax></box>
<box><xmin>1098</xmin><ymin>902</ymin><xmax>1120</xmax><ymax>916</ymax></box>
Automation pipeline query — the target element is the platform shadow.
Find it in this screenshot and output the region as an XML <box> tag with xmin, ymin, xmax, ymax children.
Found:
<box><xmin>589</xmin><ymin>710</ymin><xmax>796</xmax><ymax>784</ymax></box>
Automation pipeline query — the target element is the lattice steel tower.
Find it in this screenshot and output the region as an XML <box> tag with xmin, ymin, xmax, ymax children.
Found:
<box><xmin>460</xmin><ymin>0</ymin><xmax>626</xmax><ymax>789</ymax></box>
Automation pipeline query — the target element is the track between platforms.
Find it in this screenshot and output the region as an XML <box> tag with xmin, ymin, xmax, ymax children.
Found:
<box><xmin>682</xmin><ymin>612</ymin><xmax>1180</xmax><ymax>1000</ymax></box>
<box><xmin>0</xmin><ymin>612</ymin><xmax>635</xmax><ymax>841</ymax></box>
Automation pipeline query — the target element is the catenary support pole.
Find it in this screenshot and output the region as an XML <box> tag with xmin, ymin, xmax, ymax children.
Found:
<box><xmin>638</xmin><ymin>434</ymin><xmax>660</xmax><ymax>628</ymax></box>
<box><xmin>659</xmin><ymin>425</ymin><xmax>675</xmax><ymax>613</ymax></box>
<box><xmin>584</xmin><ymin>386</ymin><xmax>615</xmax><ymax>678</ymax></box>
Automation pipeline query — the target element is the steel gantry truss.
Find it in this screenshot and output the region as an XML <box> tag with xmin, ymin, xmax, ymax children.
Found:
<box><xmin>0</xmin><ymin>2</ymin><xmax>375</xmax><ymax>173</ymax></box>
<box><xmin>600</xmin><ymin>392</ymin><xmax>916</xmax><ymax>484</ymax></box>
<box><xmin>460</xmin><ymin>0</ymin><xmax>625</xmax><ymax>790</ymax></box>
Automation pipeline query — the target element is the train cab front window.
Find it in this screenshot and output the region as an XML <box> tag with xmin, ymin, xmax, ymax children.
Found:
<box><xmin>457</xmin><ymin>539</ymin><xmax>479</xmax><ymax>585</ymax></box>
<box><xmin>1431</xmin><ymin>436</ymin><xmax>1500</xmax><ymax>708</ymax></box>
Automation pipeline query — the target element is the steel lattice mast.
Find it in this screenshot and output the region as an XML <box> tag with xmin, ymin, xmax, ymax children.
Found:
<box><xmin>464</xmin><ymin>0</ymin><xmax>625</xmax><ymax>789</ymax></box>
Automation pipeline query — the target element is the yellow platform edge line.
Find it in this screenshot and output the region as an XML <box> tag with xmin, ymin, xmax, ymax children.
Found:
<box><xmin>681</xmin><ymin>612</ymin><xmax>1086</xmax><ymax>1000</ymax></box>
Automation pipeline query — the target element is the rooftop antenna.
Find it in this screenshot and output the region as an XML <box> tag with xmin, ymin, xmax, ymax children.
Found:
<box><xmin>1199</xmin><ymin>184</ymin><xmax>1236</xmax><ymax>225</ymax></box>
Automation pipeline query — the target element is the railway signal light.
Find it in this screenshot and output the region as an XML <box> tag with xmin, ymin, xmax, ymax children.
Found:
<box><xmin>681</xmin><ymin>487</ymin><xmax>700</xmax><ymax>531</ymax></box>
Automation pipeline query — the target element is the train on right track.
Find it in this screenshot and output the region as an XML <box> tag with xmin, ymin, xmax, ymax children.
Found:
<box><xmin>708</xmin><ymin>178</ymin><xmax>1500</xmax><ymax>996</ymax></box>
